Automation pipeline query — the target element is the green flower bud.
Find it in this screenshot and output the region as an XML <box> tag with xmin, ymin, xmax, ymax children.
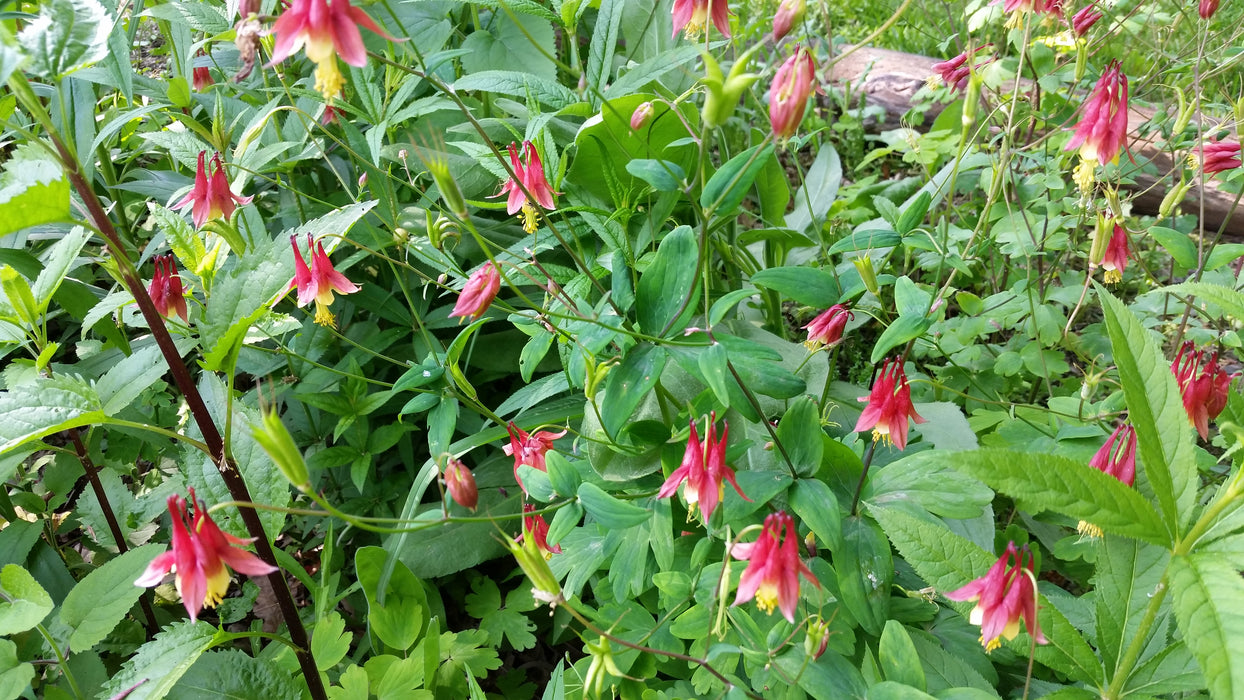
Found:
<box><xmin>853</xmin><ymin>256</ymin><xmax>880</xmax><ymax>296</ymax></box>
<box><xmin>252</xmin><ymin>407</ymin><xmax>311</xmax><ymax>490</ymax></box>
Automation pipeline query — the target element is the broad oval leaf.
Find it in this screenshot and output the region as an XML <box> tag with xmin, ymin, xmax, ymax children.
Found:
<box><xmin>60</xmin><ymin>544</ymin><xmax>164</xmax><ymax>653</ymax></box>
<box><xmin>601</xmin><ymin>344</ymin><xmax>668</xmax><ymax>438</ymax></box>
<box><xmin>701</xmin><ymin>144</ymin><xmax>776</xmax><ymax>217</ymax></box>
<box><xmin>636</xmin><ymin>225</ymin><xmax>699</xmax><ymax>336</ymax></box>
<box><xmin>356</xmin><ymin>546</ymin><xmax>429</xmax><ymax>652</ymax></box>
<box><xmin>750</xmin><ymin>266</ymin><xmax>841</xmax><ymax>308</ymax></box>
<box><xmin>577</xmin><ymin>482</ymin><xmax>651</xmax><ymax>529</ymax></box>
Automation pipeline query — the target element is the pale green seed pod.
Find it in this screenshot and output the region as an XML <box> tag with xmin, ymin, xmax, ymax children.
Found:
<box><xmin>252</xmin><ymin>407</ymin><xmax>311</xmax><ymax>490</ymax></box>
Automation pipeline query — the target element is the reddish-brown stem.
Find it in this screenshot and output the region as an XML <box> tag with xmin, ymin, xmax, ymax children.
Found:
<box><xmin>49</xmin><ymin>132</ymin><xmax>327</xmax><ymax>699</ymax></box>
<box><xmin>67</xmin><ymin>428</ymin><xmax>160</xmax><ymax>634</ymax></box>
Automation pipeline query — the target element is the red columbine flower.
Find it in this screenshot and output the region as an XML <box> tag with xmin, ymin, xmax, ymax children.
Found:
<box><xmin>855</xmin><ymin>357</ymin><xmax>926</xmax><ymax>450</ymax></box>
<box><xmin>731</xmin><ymin>511</ymin><xmax>818</xmax><ymax>623</ymax></box>
<box><xmin>134</xmin><ymin>489</ymin><xmax>276</xmax><ymax>622</ymax></box>
<box><xmin>1199</xmin><ymin>0</ymin><xmax>1219</xmax><ymax>19</ymax></box>
<box><xmin>772</xmin><ymin>0</ymin><xmax>805</xmax><ymax>41</ymax></box>
<box><xmin>804</xmin><ymin>303</ymin><xmax>853</xmax><ymax>348</ymax></box>
<box><xmin>1099</xmin><ymin>222</ymin><xmax>1130</xmax><ymax>283</ymax></box>
<box><xmin>494</xmin><ymin>141</ymin><xmax>558</xmax><ymax>235</ymax></box>
<box><xmin>1172</xmin><ymin>342</ymin><xmax>1238</xmax><ymax>439</ymax></box>
<box><xmin>267</xmin><ymin>0</ymin><xmax>397</xmax><ymax>100</ymax></box>
<box><xmin>193</xmin><ymin>66</ymin><xmax>213</xmax><ymax>91</ymax></box>
<box><xmin>1070</xmin><ymin>5</ymin><xmax>1102</xmax><ymax>36</ymax></box>
<box><xmin>505</xmin><ymin>422</ymin><xmax>567</xmax><ymax>494</ymax></box>
<box><xmin>517</xmin><ymin>503</ymin><xmax>561</xmax><ymax>558</ymax></box>
<box><xmin>289</xmin><ymin>233</ymin><xmax>360</xmax><ymax>327</ymax></box>
<box><xmin>770</xmin><ymin>46</ymin><xmax>816</xmax><ymax>142</ymax></box>
<box><xmin>929</xmin><ymin>45</ymin><xmax>993</xmax><ymax>92</ymax></box>
<box><xmin>998</xmin><ymin>0</ymin><xmax>1055</xmax><ymax>25</ymax></box>
<box><xmin>1090</xmin><ymin>423</ymin><xmax>1137</xmax><ymax>485</ymax></box>
<box><xmin>1192</xmin><ymin>136</ymin><xmax>1242</xmax><ymax>175</ymax></box>
<box><xmin>1066</xmin><ymin>61</ymin><xmax>1129</xmax><ymax>192</ymax></box>
<box><xmin>945</xmin><ymin>542</ymin><xmax>1046</xmax><ymax>652</ymax></box>
<box><xmin>173</xmin><ymin>151</ymin><xmax>253</xmax><ymax>229</ymax></box>
<box><xmin>443</xmin><ymin>458</ymin><xmax>478</xmax><ymax>511</ymax></box>
<box><xmin>671</xmin><ymin>0</ymin><xmax>731</xmax><ymax>38</ymax></box>
<box><xmin>148</xmin><ymin>254</ymin><xmax>189</xmax><ymax>322</ymax></box>
<box><xmin>449</xmin><ymin>262</ymin><xmax>501</xmax><ymax>321</ymax></box>
<box><xmin>658</xmin><ymin>414</ymin><xmax>750</xmax><ymax>523</ymax></box>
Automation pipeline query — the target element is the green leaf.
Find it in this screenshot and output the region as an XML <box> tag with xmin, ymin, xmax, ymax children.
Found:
<box><xmin>465</xmin><ymin>578</ymin><xmax>537</xmax><ymax>651</ymax></box>
<box><xmin>0</xmin><ymin>565</ymin><xmax>52</xmax><ymax>635</ymax></box>
<box><xmin>836</xmin><ymin>516</ymin><xmax>892</xmax><ymax>636</ymax></box>
<box><xmin>0</xmin><ymin>376</ymin><xmax>104</xmax><ymax>453</ymax></box>
<box><xmin>59</xmin><ymin>544</ymin><xmax>163</xmax><ymax>652</ymax></box>
<box><xmin>585</xmin><ymin>0</ymin><xmax>623</xmax><ymax>98</ymax></box>
<box><xmin>774</xmin><ymin>648</ymin><xmax>868</xmax><ymax>699</ymax></box>
<box><xmin>100</xmin><ymin>621</ymin><xmax>219</xmax><ymax>700</ymax></box>
<box><xmin>96</xmin><ymin>343</ymin><xmax>171</xmax><ymax>416</ymax></box>
<box><xmin>0</xmin><ymin>639</ymin><xmax>34</xmax><ymax>700</ymax></box>
<box><xmin>872</xmin><ymin>506</ymin><xmax>1104</xmax><ymax>685</ymax></box>
<box><xmin>1097</xmin><ymin>284</ymin><xmax>1195</xmax><ymax>535</ymax></box>
<box><xmin>1150</xmin><ymin>227</ymin><xmax>1198</xmax><ymax>269</ymax></box>
<box><xmin>577</xmin><ymin>482</ymin><xmax>651</xmax><ymax>529</ymax></box>
<box><xmin>776</xmin><ymin>397</ymin><xmax>823</xmax><ymax>477</ymax></box>
<box><xmin>601</xmin><ymin>344</ymin><xmax>667</xmax><ymax>438</ymax></box>
<box><xmin>453</xmin><ymin>70</ymin><xmax>581</xmax><ymax>109</ymax></box>
<box><xmin>356</xmin><ymin>546</ymin><xmax>428</xmax><ymax>652</ymax></box>
<box><xmin>1093</xmin><ymin>535</ymin><xmax>1169</xmax><ymax>677</ymax></box>
<box><xmin>150</xmin><ymin>204</ymin><xmax>207</xmax><ymax>276</ymax></box>
<box><xmin>786</xmin><ymin>144</ymin><xmax>842</xmax><ymax>234</ymax></box>
<box><xmin>1165</xmin><ymin>281</ymin><xmax>1244</xmax><ymax>322</ymax></box>
<box><xmin>864</xmin><ymin>453</ymin><xmax>993</xmax><ymax>519</ymax></box>
<box><xmin>1169</xmin><ymin>553</ymin><xmax>1244</xmax><ymax>700</ymax></box>
<box><xmin>880</xmin><ymin>621</ymin><xmax>926</xmax><ymax>690</ymax></box>
<box><xmin>603</xmin><ymin>46</ymin><xmax>702</xmax><ymax>98</ymax></box>
<box><xmin>828</xmin><ymin>229</ymin><xmax>902</xmax><ymax>254</ymax></box>
<box><xmin>790</xmin><ymin>479</ymin><xmax>843</xmax><ymax>553</ymax></box>
<box><xmin>871</xmin><ymin>314</ymin><xmax>933</xmax><ymax>364</ymax></box>
<box><xmin>460</xmin><ymin>11</ymin><xmax>557</xmax><ymax>79</ymax></box>
<box><xmin>750</xmin><ymin>266</ymin><xmax>841</xmax><ymax>308</ymax></box>
<box><xmin>756</xmin><ymin>151</ymin><xmax>791</xmax><ymax>226</ymax></box>
<box><xmin>0</xmin><ymin>143</ymin><xmax>71</xmax><ymax>236</ymax></box>
<box><xmin>939</xmin><ymin>449</ymin><xmax>1168</xmax><ymax>545</ymax></box>
<box><xmin>312</xmin><ymin>613</ymin><xmax>353</xmax><ymax>671</ymax></box>
<box><xmin>168</xmin><ymin>650</ymin><xmax>302</xmax><ymax>700</ymax></box>
<box><xmin>32</xmin><ymin>226</ymin><xmax>90</xmax><ymax>312</ymax></box>
<box><xmin>636</xmin><ymin>225</ymin><xmax>698</xmax><ymax>336</ymax></box>
<box><xmin>701</xmin><ymin>144</ymin><xmax>776</xmax><ymax>217</ymax></box>
<box><xmin>896</xmin><ymin>191</ymin><xmax>933</xmax><ymax>236</ymax></box>
<box><xmin>17</xmin><ymin>0</ymin><xmax>111</xmax><ymax>78</ymax></box>
<box><xmin>697</xmin><ymin>342</ymin><xmax>732</xmax><ymax>407</ymax></box>
<box><xmin>625</xmin><ymin>159</ymin><xmax>685</xmax><ymax>191</ymax></box>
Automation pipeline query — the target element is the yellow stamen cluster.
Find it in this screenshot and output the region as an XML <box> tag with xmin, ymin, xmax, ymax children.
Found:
<box><xmin>1074</xmin><ymin>157</ymin><xmax>1097</xmax><ymax>193</ymax></box>
<box><xmin>203</xmin><ymin>567</ymin><xmax>232</xmax><ymax>608</ymax></box>
<box><xmin>520</xmin><ymin>203</ymin><xmax>540</xmax><ymax>234</ymax></box>
<box><xmin>1103</xmin><ymin>269</ymin><xmax>1122</xmax><ymax>284</ymax></box>
<box><xmin>314</xmin><ymin>301</ymin><xmax>336</xmax><ymax>327</ymax></box>
<box><xmin>1077</xmin><ymin>520</ymin><xmax>1103</xmax><ymax>539</ymax></box>
<box><xmin>872</xmin><ymin>428</ymin><xmax>893</xmax><ymax>446</ymax></box>
<box><xmin>314</xmin><ymin>60</ymin><xmax>346</xmax><ymax>101</ymax></box>
<box><xmin>755</xmin><ymin>583</ymin><xmax>779</xmax><ymax>615</ymax></box>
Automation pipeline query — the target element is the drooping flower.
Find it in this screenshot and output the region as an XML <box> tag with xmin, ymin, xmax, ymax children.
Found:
<box><xmin>658</xmin><ymin>413</ymin><xmax>750</xmax><ymax>523</ymax></box>
<box><xmin>289</xmin><ymin>233</ymin><xmax>360</xmax><ymax>327</ymax></box>
<box><xmin>772</xmin><ymin>0</ymin><xmax>806</xmax><ymax>41</ymax></box>
<box><xmin>172</xmin><ymin>151</ymin><xmax>254</xmax><ymax>229</ymax></box>
<box><xmin>855</xmin><ymin>357</ymin><xmax>926</xmax><ymax>450</ymax></box>
<box><xmin>267</xmin><ymin>0</ymin><xmax>397</xmax><ymax>100</ymax></box>
<box><xmin>1172</xmin><ymin>342</ymin><xmax>1238</xmax><ymax>439</ymax></box>
<box><xmin>505</xmin><ymin>422</ymin><xmax>567</xmax><ymax>494</ymax></box>
<box><xmin>731</xmin><ymin>511</ymin><xmax>818</xmax><ymax>623</ymax></box>
<box><xmin>997</xmin><ymin>0</ymin><xmax>1056</xmax><ymax>26</ymax></box>
<box><xmin>443</xmin><ymin>458</ymin><xmax>478</xmax><ymax>511</ymax></box>
<box><xmin>928</xmin><ymin>45</ymin><xmax>994</xmax><ymax>92</ymax></box>
<box><xmin>1199</xmin><ymin>0</ymin><xmax>1219</xmax><ymax>19</ymax></box>
<box><xmin>945</xmin><ymin>542</ymin><xmax>1046</xmax><ymax>652</ymax></box>
<box><xmin>193</xmin><ymin>66</ymin><xmax>213</xmax><ymax>91</ymax></box>
<box><xmin>672</xmin><ymin>0</ymin><xmax>731</xmax><ymax>38</ymax></box>
<box><xmin>148</xmin><ymin>254</ymin><xmax>189</xmax><ymax>323</ymax></box>
<box><xmin>517</xmin><ymin>503</ymin><xmax>561</xmax><ymax>558</ymax></box>
<box><xmin>1089</xmin><ymin>423</ymin><xmax>1137</xmax><ymax>485</ymax></box>
<box><xmin>1191</xmin><ymin>136</ymin><xmax>1242</xmax><ymax>175</ymax></box>
<box><xmin>769</xmin><ymin>46</ymin><xmax>817</xmax><ymax>142</ymax></box>
<box><xmin>1070</xmin><ymin>4</ymin><xmax>1102</xmax><ymax>36</ymax></box>
<box><xmin>631</xmin><ymin>102</ymin><xmax>655</xmax><ymax>131</ymax></box>
<box><xmin>493</xmin><ymin>141</ymin><xmax>558</xmax><ymax>235</ymax></box>
<box><xmin>134</xmin><ymin>489</ymin><xmax>277</xmax><ymax>622</ymax></box>
<box><xmin>1098</xmin><ymin>222</ymin><xmax>1130</xmax><ymax>283</ymax></box>
<box><xmin>449</xmin><ymin>262</ymin><xmax>501</xmax><ymax>321</ymax></box>
<box><xmin>1066</xmin><ymin>61</ymin><xmax>1129</xmax><ymax>192</ymax></box>
<box><xmin>804</xmin><ymin>303</ymin><xmax>853</xmax><ymax>348</ymax></box>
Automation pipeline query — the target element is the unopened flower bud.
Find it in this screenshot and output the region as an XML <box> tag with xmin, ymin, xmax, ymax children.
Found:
<box><xmin>252</xmin><ymin>407</ymin><xmax>311</xmax><ymax>490</ymax></box>
<box><xmin>357</xmin><ymin>172</ymin><xmax>368</xmax><ymax>189</ymax></box>
<box><xmin>772</xmin><ymin>0</ymin><xmax>806</xmax><ymax>41</ymax></box>
<box><xmin>630</xmin><ymin>101</ymin><xmax>654</xmax><ymax>131</ymax></box>
<box><xmin>428</xmin><ymin>157</ymin><xmax>469</xmax><ymax>220</ymax></box>
<box><xmin>853</xmin><ymin>256</ymin><xmax>879</xmax><ymax>295</ymax></box>
<box><xmin>804</xmin><ymin>615</ymin><xmax>832</xmax><ymax>659</ymax></box>
<box><xmin>1158</xmin><ymin>178</ymin><xmax>1194</xmax><ymax>219</ymax></box>
<box><xmin>398</xmin><ymin>148</ymin><xmax>408</xmax><ymax>160</ymax></box>
<box><xmin>443</xmin><ymin>458</ymin><xmax>478</xmax><ymax>510</ymax></box>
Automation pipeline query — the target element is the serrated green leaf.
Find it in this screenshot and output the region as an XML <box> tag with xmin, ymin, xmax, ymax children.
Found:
<box><xmin>585</xmin><ymin>0</ymin><xmax>623</xmax><ymax>99</ymax></box>
<box><xmin>636</xmin><ymin>225</ymin><xmax>698</xmax><ymax>336</ymax></box>
<box><xmin>1169</xmin><ymin>553</ymin><xmax>1244</xmax><ymax>700</ymax></box>
<box><xmin>864</xmin><ymin>452</ymin><xmax>993</xmax><ymax>520</ymax></box>
<box><xmin>32</xmin><ymin>226</ymin><xmax>90</xmax><ymax>312</ymax></box>
<box><xmin>100</xmin><ymin>621</ymin><xmax>219</xmax><ymax>700</ymax></box>
<box><xmin>453</xmin><ymin>70</ymin><xmax>580</xmax><ymax>109</ymax></box>
<box><xmin>880</xmin><ymin>621</ymin><xmax>926</xmax><ymax>690</ymax></box>
<box><xmin>701</xmin><ymin>144</ymin><xmax>776</xmax><ymax>217</ymax></box>
<box><xmin>749</xmin><ymin>266</ymin><xmax>841</xmax><ymax>308</ymax></box>
<box><xmin>1093</xmin><ymin>535</ymin><xmax>1168</xmax><ymax>676</ymax></box>
<box><xmin>0</xmin><ymin>565</ymin><xmax>52</xmax><ymax>635</ymax></box>
<box><xmin>1165</xmin><ymin>281</ymin><xmax>1244</xmax><ymax>323</ymax></box>
<box><xmin>577</xmin><ymin>482</ymin><xmax>651</xmax><ymax>529</ymax></box>
<box><xmin>59</xmin><ymin>544</ymin><xmax>163</xmax><ymax>652</ymax></box>
<box><xmin>0</xmin><ymin>143</ymin><xmax>71</xmax><ymax>236</ymax></box>
<box><xmin>940</xmin><ymin>449</ymin><xmax>1168</xmax><ymax>545</ymax></box>
<box><xmin>149</xmin><ymin>204</ymin><xmax>207</xmax><ymax>276</ymax></box>
<box><xmin>1098</xmin><ymin>285</ymin><xmax>1195</xmax><ymax>536</ymax></box>
<box><xmin>601</xmin><ymin>343</ymin><xmax>666</xmax><ymax>438</ymax></box>
<box><xmin>0</xmin><ymin>375</ymin><xmax>104</xmax><ymax>452</ymax></box>
<box><xmin>168</xmin><ymin>650</ymin><xmax>301</xmax><ymax>700</ymax></box>
<box><xmin>17</xmin><ymin>0</ymin><xmax>111</xmax><ymax>78</ymax></box>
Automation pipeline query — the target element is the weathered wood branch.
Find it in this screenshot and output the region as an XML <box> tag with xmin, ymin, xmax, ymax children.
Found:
<box><xmin>827</xmin><ymin>45</ymin><xmax>1242</xmax><ymax>237</ymax></box>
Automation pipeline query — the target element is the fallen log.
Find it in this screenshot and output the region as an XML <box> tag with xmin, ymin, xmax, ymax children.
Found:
<box><xmin>827</xmin><ymin>45</ymin><xmax>1243</xmax><ymax>238</ymax></box>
